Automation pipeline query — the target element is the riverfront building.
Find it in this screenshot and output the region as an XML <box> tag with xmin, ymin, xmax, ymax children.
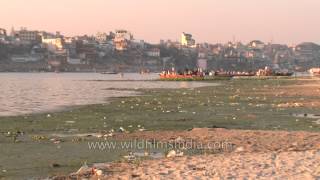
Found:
<box><xmin>181</xmin><ymin>32</ymin><xmax>195</xmax><ymax>47</ymax></box>
<box><xmin>13</xmin><ymin>28</ymin><xmax>40</xmax><ymax>44</ymax></box>
<box><xmin>114</xmin><ymin>30</ymin><xmax>133</xmax><ymax>51</ymax></box>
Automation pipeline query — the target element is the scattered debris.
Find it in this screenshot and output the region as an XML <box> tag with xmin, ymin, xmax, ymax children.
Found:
<box><xmin>229</xmin><ymin>103</ymin><xmax>239</xmax><ymax>106</ymax></box>
<box><xmin>144</xmin><ymin>151</ymin><xmax>149</xmax><ymax>156</ymax></box>
<box><xmin>174</xmin><ymin>136</ymin><xmax>184</xmax><ymax>143</ymax></box>
<box><xmin>32</xmin><ymin>135</ymin><xmax>47</xmax><ymax>141</ymax></box>
<box><xmin>166</xmin><ymin>150</ymin><xmax>176</xmax><ymax>158</ymax></box>
<box><xmin>276</xmin><ymin>102</ymin><xmax>304</xmax><ymax>108</ymax></box>
<box><xmin>93</xmin><ymin>169</ymin><xmax>103</xmax><ymax>176</ymax></box>
<box><xmin>65</xmin><ymin>121</ymin><xmax>75</xmax><ymax>124</ymax></box>
<box><xmin>256</xmin><ymin>104</ymin><xmax>266</xmax><ymax>107</ymax></box>
<box><xmin>76</xmin><ymin>162</ymin><xmax>90</xmax><ymax>175</ymax></box>
<box><xmin>103</xmin><ymin>133</ymin><xmax>114</xmax><ymax>138</ymax></box>
<box><xmin>138</xmin><ymin>128</ymin><xmax>146</xmax><ymax>132</ymax></box>
<box><xmin>123</xmin><ymin>152</ymin><xmax>136</xmax><ymax>162</ymax></box>
<box><xmin>119</xmin><ymin>127</ymin><xmax>126</xmax><ymax>133</ymax></box>
<box><xmin>166</xmin><ymin>150</ymin><xmax>184</xmax><ymax>158</ymax></box>
<box><xmin>313</xmin><ymin>120</ymin><xmax>320</xmax><ymax>125</ymax></box>
<box><xmin>50</xmin><ymin>138</ymin><xmax>63</xmax><ymax>144</ymax></box>
<box><xmin>235</xmin><ymin>146</ymin><xmax>245</xmax><ymax>153</ymax></box>
<box><xmin>292</xmin><ymin>113</ymin><xmax>320</xmax><ymax>119</ymax></box>
<box><xmin>51</xmin><ymin>163</ymin><xmax>61</xmax><ymax>168</ymax></box>
<box><xmin>96</xmin><ymin>134</ymin><xmax>103</xmax><ymax>138</ymax></box>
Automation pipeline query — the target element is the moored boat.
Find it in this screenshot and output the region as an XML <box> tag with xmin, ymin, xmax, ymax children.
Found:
<box><xmin>309</xmin><ymin>68</ymin><xmax>320</xmax><ymax>76</ymax></box>
<box><xmin>274</xmin><ymin>72</ymin><xmax>294</xmax><ymax>76</ymax></box>
<box><xmin>159</xmin><ymin>73</ymin><xmax>204</xmax><ymax>80</ymax></box>
<box><xmin>160</xmin><ymin>69</ymin><xmax>204</xmax><ymax>80</ymax></box>
<box><xmin>256</xmin><ymin>67</ymin><xmax>293</xmax><ymax>77</ymax></box>
<box><xmin>100</xmin><ymin>72</ymin><xmax>118</xmax><ymax>75</ymax></box>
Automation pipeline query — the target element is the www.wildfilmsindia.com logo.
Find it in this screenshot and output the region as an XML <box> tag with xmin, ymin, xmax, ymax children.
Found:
<box><xmin>87</xmin><ymin>139</ymin><xmax>233</xmax><ymax>151</ymax></box>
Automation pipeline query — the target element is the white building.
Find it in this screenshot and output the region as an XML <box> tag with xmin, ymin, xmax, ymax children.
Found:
<box><xmin>67</xmin><ymin>57</ymin><xmax>84</xmax><ymax>65</ymax></box>
<box><xmin>41</xmin><ymin>32</ymin><xmax>65</xmax><ymax>53</ymax></box>
<box><xmin>97</xmin><ymin>41</ymin><xmax>114</xmax><ymax>52</ymax></box>
<box><xmin>0</xmin><ymin>28</ymin><xmax>6</xmax><ymax>41</ymax></box>
<box><xmin>11</xmin><ymin>54</ymin><xmax>41</xmax><ymax>63</ymax></box>
<box><xmin>197</xmin><ymin>59</ymin><xmax>207</xmax><ymax>70</ymax></box>
<box><xmin>114</xmin><ymin>30</ymin><xmax>133</xmax><ymax>51</ymax></box>
<box><xmin>249</xmin><ymin>40</ymin><xmax>265</xmax><ymax>50</ymax></box>
<box><xmin>181</xmin><ymin>32</ymin><xmax>195</xmax><ymax>47</ymax></box>
<box><xmin>14</xmin><ymin>28</ymin><xmax>40</xmax><ymax>44</ymax></box>
<box><xmin>131</xmin><ymin>39</ymin><xmax>145</xmax><ymax>49</ymax></box>
<box><xmin>146</xmin><ymin>48</ymin><xmax>160</xmax><ymax>57</ymax></box>
<box><xmin>198</xmin><ymin>50</ymin><xmax>208</xmax><ymax>58</ymax></box>
<box><xmin>96</xmin><ymin>32</ymin><xmax>108</xmax><ymax>42</ymax></box>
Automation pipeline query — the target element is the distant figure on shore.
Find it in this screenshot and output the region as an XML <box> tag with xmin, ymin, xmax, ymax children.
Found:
<box><xmin>120</xmin><ymin>72</ymin><xmax>124</xmax><ymax>78</ymax></box>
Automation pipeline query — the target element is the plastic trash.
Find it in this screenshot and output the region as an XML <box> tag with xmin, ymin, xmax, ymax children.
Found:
<box><xmin>76</xmin><ymin>162</ymin><xmax>89</xmax><ymax>175</ymax></box>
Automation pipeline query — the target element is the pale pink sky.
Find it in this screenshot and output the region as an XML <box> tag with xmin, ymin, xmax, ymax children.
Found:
<box><xmin>1</xmin><ymin>0</ymin><xmax>320</xmax><ymax>44</ymax></box>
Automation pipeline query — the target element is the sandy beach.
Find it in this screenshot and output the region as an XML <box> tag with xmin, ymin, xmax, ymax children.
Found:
<box><xmin>85</xmin><ymin>150</ymin><xmax>320</xmax><ymax>179</ymax></box>
<box><xmin>56</xmin><ymin>128</ymin><xmax>320</xmax><ymax>179</ymax></box>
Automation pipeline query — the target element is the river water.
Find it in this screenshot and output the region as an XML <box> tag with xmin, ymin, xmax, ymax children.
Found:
<box><xmin>0</xmin><ymin>73</ymin><xmax>216</xmax><ymax>116</ymax></box>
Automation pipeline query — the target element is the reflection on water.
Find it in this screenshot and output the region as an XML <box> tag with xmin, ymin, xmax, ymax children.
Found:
<box><xmin>0</xmin><ymin>73</ymin><xmax>216</xmax><ymax>116</ymax></box>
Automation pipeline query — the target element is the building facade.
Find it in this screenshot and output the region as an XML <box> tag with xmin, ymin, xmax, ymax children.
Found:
<box><xmin>181</xmin><ymin>32</ymin><xmax>195</xmax><ymax>47</ymax></box>
<box><xmin>0</xmin><ymin>28</ymin><xmax>7</xmax><ymax>41</ymax></box>
<box><xmin>114</xmin><ymin>30</ymin><xmax>133</xmax><ymax>51</ymax></box>
<box><xmin>14</xmin><ymin>28</ymin><xmax>40</xmax><ymax>44</ymax></box>
<box><xmin>95</xmin><ymin>32</ymin><xmax>108</xmax><ymax>42</ymax></box>
<box><xmin>146</xmin><ymin>48</ymin><xmax>160</xmax><ymax>57</ymax></box>
<box><xmin>42</xmin><ymin>37</ymin><xmax>64</xmax><ymax>52</ymax></box>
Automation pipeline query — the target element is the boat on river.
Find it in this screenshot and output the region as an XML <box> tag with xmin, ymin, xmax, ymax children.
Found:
<box><xmin>309</xmin><ymin>68</ymin><xmax>320</xmax><ymax>76</ymax></box>
<box><xmin>160</xmin><ymin>69</ymin><xmax>204</xmax><ymax>80</ymax></box>
<box><xmin>100</xmin><ymin>72</ymin><xmax>118</xmax><ymax>75</ymax></box>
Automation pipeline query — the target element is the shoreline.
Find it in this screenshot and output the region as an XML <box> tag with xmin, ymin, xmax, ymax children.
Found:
<box><xmin>0</xmin><ymin>79</ymin><xmax>219</xmax><ymax>118</ymax></box>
